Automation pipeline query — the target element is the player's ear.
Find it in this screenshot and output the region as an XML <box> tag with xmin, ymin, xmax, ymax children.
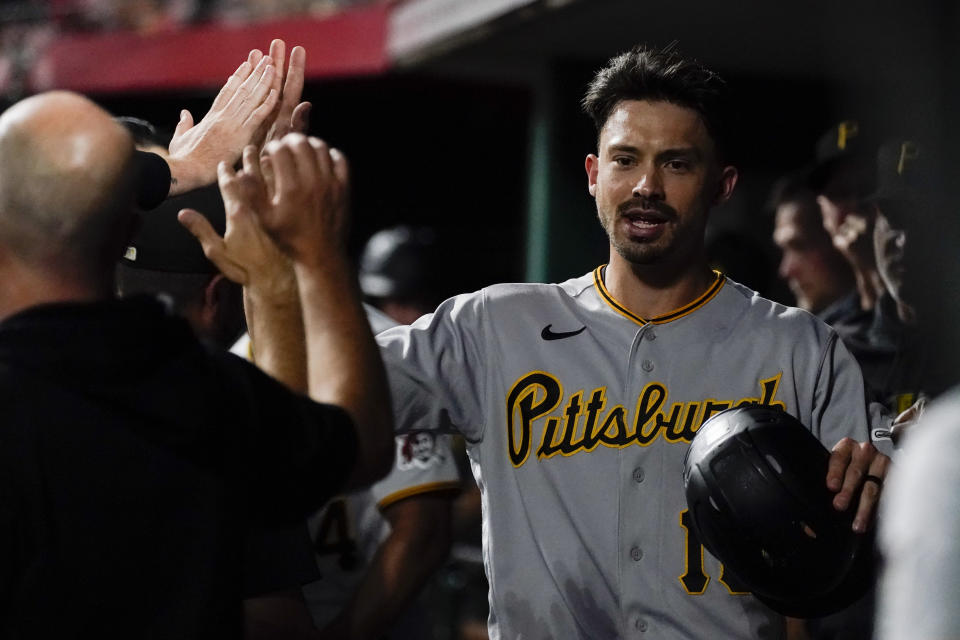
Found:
<box><xmin>586</xmin><ymin>154</ymin><xmax>599</xmax><ymax>197</ymax></box>
<box><xmin>713</xmin><ymin>165</ymin><xmax>738</xmax><ymax>206</ymax></box>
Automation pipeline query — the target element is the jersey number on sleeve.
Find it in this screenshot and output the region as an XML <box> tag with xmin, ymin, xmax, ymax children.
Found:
<box><xmin>313</xmin><ymin>498</ymin><xmax>360</xmax><ymax>571</ymax></box>
<box><xmin>679</xmin><ymin>509</ymin><xmax>748</xmax><ymax>595</ymax></box>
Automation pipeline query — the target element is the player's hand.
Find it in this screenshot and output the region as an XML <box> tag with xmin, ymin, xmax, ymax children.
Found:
<box><xmin>255</xmin><ymin>133</ymin><xmax>350</xmax><ymax>266</ymax></box>
<box><xmin>166</xmin><ymin>50</ymin><xmax>279</xmax><ymax>195</ymax></box>
<box><xmin>177</xmin><ymin>145</ymin><xmax>295</xmax><ymax>296</ymax></box>
<box><xmin>826</xmin><ymin>438</ymin><xmax>891</xmax><ymax>533</ymax></box>
<box><xmin>830</xmin><ymin>211</ymin><xmax>877</xmax><ymax>273</ymax></box>
<box><xmin>254</xmin><ymin>40</ymin><xmax>312</xmax><ymax>148</ymax></box>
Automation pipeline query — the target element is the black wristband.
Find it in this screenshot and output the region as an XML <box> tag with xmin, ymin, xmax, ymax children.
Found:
<box><xmin>134</xmin><ymin>150</ymin><xmax>172</xmax><ymax>210</ymax></box>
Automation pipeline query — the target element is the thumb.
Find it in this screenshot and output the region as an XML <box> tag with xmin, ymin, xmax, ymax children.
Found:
<box><xmin>172</xmin><ymin>109</ymin><xmax>194</xmax><ymax>141</ymax></box>
<box><xmin>177</xmin><ymin>208</ymin><xmax>246</xmax><ymax>285</ymax></box>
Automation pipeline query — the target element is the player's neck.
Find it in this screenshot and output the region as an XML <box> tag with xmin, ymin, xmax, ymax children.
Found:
<box><xmin>604</xmin><ymin>252</ymin><xmax>716</xmax><ymax>321</ymax></box>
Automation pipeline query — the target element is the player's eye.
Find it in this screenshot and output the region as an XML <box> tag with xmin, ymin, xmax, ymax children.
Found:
<box><xmin>664</xmin><ymin>159</ymin><xmax>691</xmax><ymax>172</ymax></box>
<box><xmin>613</xmin><ymin>156</ymin><xmax>635</xmax><ymax>167</ymax></box>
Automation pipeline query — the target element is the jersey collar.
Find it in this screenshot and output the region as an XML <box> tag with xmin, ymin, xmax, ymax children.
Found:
<box><xmin>593</xmin><ymin>265</ymin><xmax>725</xmax><ymax>326</ymax></box>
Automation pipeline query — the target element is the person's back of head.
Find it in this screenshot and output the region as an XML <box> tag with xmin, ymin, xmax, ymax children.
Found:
<box><xmin>0</xmin><ymin>91</ymin><xmax>137</xmax><ymax>300</ymax></box>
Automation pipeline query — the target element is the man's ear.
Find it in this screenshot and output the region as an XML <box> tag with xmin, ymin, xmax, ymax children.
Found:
<box><xmin>585</xmin><ymin>154</ymin><xmax>599</xmax><ymax>197</ymax></box>
<box><xmin>714</xmin><ymin>165</ymin><xmax>738</xmax><ymax>206</ymax></box>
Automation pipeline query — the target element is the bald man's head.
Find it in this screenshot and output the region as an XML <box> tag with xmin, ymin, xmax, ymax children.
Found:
<box><xmin>0</xmin><ymin>91</ymin><xmax>137</xmax><ymax>280</ymax></box>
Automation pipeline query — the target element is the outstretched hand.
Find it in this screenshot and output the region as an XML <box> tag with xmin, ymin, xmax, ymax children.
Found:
<box><xmin>166</xmin><ymin>49</ymin><xmax>279</xmax><ymax>195</ymax></box>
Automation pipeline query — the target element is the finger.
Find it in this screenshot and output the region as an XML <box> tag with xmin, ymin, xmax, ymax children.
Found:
<box><xmin>290</xmin><ymin>102</ymin><xmax>311</xmax><ymax>135</ymax></box>
<box><xmin>248</xmin><ymin>48</ymin><xmax>263</xmax><ymax>68</ymax></box>
<box><xmin>242</xmin><ymin>145</ymin><xmax>263</xmax><ymax>183</ymax></box>
<box><xmin>260</xmin><ymin>155</ymin><xmax>277</xmax><ymax>202</ymax></box>
<box><xmin>229</xmin><ymin>55</ymin><xmax>274</xmax><ymax>115</ymax></box>
<box><xmin>244</xmin><ymin>89</ymin><xmax>279</xmax><ymax>131</ymax></box>
<box><xmin>211</xmin><ymin>57</ymin><xmax>255</xmax><ymax>111</ymax></box>
<box><xmin>306</xmin><ymin>136</ymin><xmax>330</xmax><ymax>181</ymax></box>
<box><xmin>826</xmin><ymin>438</ymin><xmax>854</xmax><ymax>492</ymax></box>
<box><xmin>329</xmin><ymin>146</ymin><xmax>349</xmax><ymax>186</ymax></box>
<box><xmin>852</xmin><ymin>453</ymin><xmax>890</xmax><ymax>533</ymax></box>
<box><xmin>266</xmin><ymin>140</ymin><xmax>299</xmax><ymax>200</ymax></box>
<box><xmin>267</xmin><ymin>39</ymin><xmax>285</xmax><ymax>100</ymax></box>
<box><xmin>833</xmin><ymin>440</ymin><xmax>877</xmax><ymax>512</ymax></box>
<box><xmin>216</xmin><ymin>160</ymin><xmax>241</xmax><ymax>200</ymax></box>
<box><xmin>290</xmin><ymin>134</ymin><xmax>322</xmax><ymax>189</ymax></box>
<box><xmin>269</xmin><ymin>39</ymin><xmax>285</xmax><ymax>80</ymax></box>
<box><xmin>280</xmin><ymin>46</ymin><xmax>306</xmax><ymax>116</ymax></box>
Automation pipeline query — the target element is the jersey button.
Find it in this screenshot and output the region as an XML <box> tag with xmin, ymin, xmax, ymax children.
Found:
<box><xmin>646</xmin><ymin>330</ymin><xmax>657</xmax><ymax>341</ymax></box>
<box><xmin>641</xmin><ymin>359</ymin><xmax>654</xmax><ymax>372</ymax></box>
<box><xmin>632</xmin><ymin>467</ymin><xmax>644</xmax><ymax>483</ymax></box>
<box><xmin>630</xmin><ymin>546</ymin><xmax>643</xmax><ymax>561</ymax></box>
<box><xmin>635</xmin><ymin>617</ymin><xmax>648</xmax><ymax>632</ymax></box>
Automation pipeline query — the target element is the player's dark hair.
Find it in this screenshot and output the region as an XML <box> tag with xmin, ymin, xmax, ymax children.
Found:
<box><xmin>766</xmin><ymin>171</ymin><xmax>818</xmax><ymax>214</ymax></box>
<box><xmin>582</xmin><ymin>45</ymin><xmax>731</xmax><ymax>160</ymax></box>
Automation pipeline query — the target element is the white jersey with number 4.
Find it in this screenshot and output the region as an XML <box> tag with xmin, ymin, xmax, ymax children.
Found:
<box><xmin>376</xmin><ymin>268</ymin><xmax>874</xmax><ymax>640</ymax></box>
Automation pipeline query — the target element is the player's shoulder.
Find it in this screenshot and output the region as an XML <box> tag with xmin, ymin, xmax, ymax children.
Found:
<box><xmin>721</xmin><ymin>277</ymin><xmax>836</xmax><ymax>339</ymax></box>
<box><xmin>480</xmin><ymin>270</ymin><xmax>595</xmax><ymax>305</ymax></box>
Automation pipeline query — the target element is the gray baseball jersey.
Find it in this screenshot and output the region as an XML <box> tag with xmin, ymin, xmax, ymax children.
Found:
<box><xmin>376</xmin><ymin>267</ymin><xmax>874</xmax><ymax>640</ymax></box>
<box><xmin>876</xmin><ymin>388</ymin><xmax>960</xmax><ymax>640</ymax></box>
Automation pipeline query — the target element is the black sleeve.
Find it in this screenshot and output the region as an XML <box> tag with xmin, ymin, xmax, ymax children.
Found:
<box><xmin>214</xmin><ymin>352</ymin><xmax>360</xmax><ymax>524</ymax></box>
<box><xmin>242</xmin><ymin>521</ymin><xmax>319</xmax><ymax>597</ymax></box>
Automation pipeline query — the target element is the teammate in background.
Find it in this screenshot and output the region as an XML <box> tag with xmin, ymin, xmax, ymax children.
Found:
<box><xmin>186</xmin><ymin>164</ymin><xmax>460</xmax><ymax>639</ymax></box>
<box><xmin>808</xmin><ymin>121</ymin><xmax>885</xmax><ymax>314</ymax></box>
<box><xmin>770</xmin><ymin>172</ymin><xmax>862</xmax><ymax>332</ymax></box>
<box><xmin>364</xmin><ymin>46</ymin><xmax>891</xmax><ymax>639</ymax></box>
<box><xmin>359</xmin><ymin>225</ymin><xmax>443</xmax><ymax>325</ymax></box>
<box><xmin>0</xmin><ymin>86</ymin><xmax>393</xmax><ymax>640</ymax></box>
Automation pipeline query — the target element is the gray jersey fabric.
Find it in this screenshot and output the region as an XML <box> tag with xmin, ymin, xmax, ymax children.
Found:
<box><xmin>876</xmin><ymin>388</ymin><xmax>960</xmax><ymax>640</ymax></box>
<box><xmin>377</xmin><ymin>268</ymin><xmax>873</xmax><ymax>640</ymax></box>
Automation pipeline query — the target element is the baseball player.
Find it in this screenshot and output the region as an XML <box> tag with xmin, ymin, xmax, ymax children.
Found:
<box><xmin>372</xmin><ymin>45</ymin><xmax>890</xmax><ymax>639</ymax></box>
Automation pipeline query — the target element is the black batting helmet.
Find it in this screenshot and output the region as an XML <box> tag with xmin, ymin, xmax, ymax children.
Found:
<box><xmin>358</xmin><ymin>226</ymin><xmax>437</xmax><ymax>300</ymax></box>
<box><xmin>682</xmin><ymin>405</ymin><xmax>875</xmax><ymax>617</ymax></box>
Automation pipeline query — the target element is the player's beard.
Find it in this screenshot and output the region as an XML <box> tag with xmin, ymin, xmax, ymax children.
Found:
<box><xmin>602</xmin><ymin>198</ymin><xmax>685</xmax><ymax>265</ymax></box>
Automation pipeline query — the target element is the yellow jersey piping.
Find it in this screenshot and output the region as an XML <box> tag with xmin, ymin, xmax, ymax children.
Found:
<box><xmin>592</xmin><ymin>266</ymin><xmax>725</xmax><ymax>326</ymax></box>
<box><xmin>376</xmin><ymin>481</ymin><xmax>462</xmax><ymax>510</ymax></box>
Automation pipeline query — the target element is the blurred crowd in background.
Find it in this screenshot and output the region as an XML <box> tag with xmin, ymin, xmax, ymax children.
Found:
<box><xmin>0</xmin><ymin>0</ymin><xmax>387</xmax><ymax>99</ymax></box>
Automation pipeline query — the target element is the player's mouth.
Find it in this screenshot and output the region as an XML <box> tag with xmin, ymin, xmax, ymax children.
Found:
<box><xmin>620</xmin><ymin>206</ymin><xmax>672</xmax><ymax>239</ymax></box>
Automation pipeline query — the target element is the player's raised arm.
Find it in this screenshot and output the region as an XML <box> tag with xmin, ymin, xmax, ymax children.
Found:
<box><xmin>235</xmin><ymin>134</ymin><xmax>393</xmax><ymax>488</ymax></box>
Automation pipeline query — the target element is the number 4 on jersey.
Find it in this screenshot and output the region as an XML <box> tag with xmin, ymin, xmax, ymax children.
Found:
<box><xmin>678</xmin><ymin>509</ymin><xmax>749</xmax><ymax>595</ymax></box>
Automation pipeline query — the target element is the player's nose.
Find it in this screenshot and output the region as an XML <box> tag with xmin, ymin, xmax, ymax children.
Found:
<box><xmin>632</xmin><ymin>168</ymin><xmax>664</xmax><ymax>200</ymax></box>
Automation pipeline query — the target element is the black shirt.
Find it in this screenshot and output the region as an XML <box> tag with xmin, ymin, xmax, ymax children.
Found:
<box><xmin>0</xmin><ymin>297</ymin><xmax>357</xmax><ymax>638</ymax></box>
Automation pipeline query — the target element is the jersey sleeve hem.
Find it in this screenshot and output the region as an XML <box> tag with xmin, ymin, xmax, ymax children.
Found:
<box><xmin>376</xmin><ymin>481</ymin><xmax>462</xmax><ymax>510</ymax></box>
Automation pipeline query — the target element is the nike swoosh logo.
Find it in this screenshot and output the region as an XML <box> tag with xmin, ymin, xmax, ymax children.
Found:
<box><xmin>541</xmin><ymin>324</ymin><xmax>587</xmax><ymax>341</ymax></box>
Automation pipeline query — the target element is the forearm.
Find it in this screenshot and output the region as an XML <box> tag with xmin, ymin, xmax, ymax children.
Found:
<box><xmin>244</xmin><ymin>270</ymin><xmax>307</xmax><ymax>392</ymax></box>
<box><xmin>295</xmin><ymin>256</ymin><xmax>393</xmax><ymax>487</ymax></box>
<box><xmin>319</xmin><ymin>499</ymin><xmax>453</xmax><ymax>639</ymax></box>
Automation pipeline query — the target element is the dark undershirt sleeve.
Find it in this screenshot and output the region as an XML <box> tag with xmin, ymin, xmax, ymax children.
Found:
<box><xmin>216</xmin><ymin>352</ymin><xmax>360</xmax><ymax>524</ymax></box>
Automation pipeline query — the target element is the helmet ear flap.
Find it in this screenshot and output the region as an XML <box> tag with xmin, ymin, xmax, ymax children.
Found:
<box><xmin>683</xmin><ymin>405</ymin><xmax>876</xmax><ymax>617</ymax></box>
